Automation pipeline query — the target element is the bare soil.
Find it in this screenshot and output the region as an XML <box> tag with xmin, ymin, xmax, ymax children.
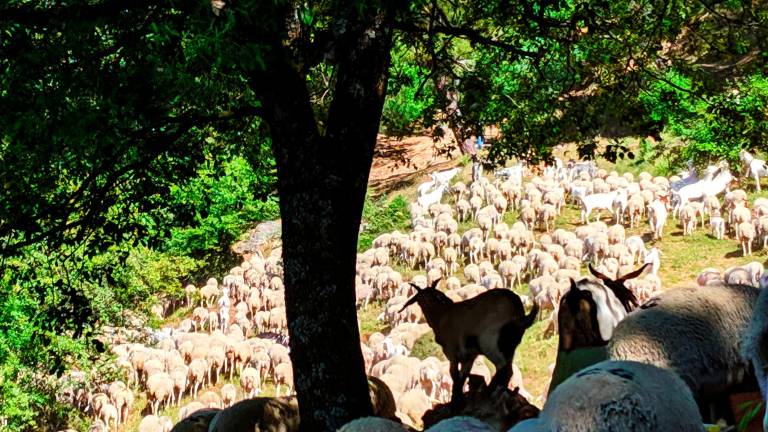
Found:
<box><xmin>368</xmin><ymin>134</ymin><xmax>463</xmax><ymax>196</ymax></box>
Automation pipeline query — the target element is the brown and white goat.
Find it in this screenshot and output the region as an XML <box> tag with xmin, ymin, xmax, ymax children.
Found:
<box><xmin>548</xmin><ymin>263</ymin><xmax>649</xmax><ymax>395</ymax></box>
<box><xmin>400</xmin><ymin>279</ymin><xmax>538</xmax><ymax>406</ymax></box>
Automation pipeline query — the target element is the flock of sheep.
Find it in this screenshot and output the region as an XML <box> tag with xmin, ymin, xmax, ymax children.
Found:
<box><xmin>56</xmin><ymin>148</ymin><xmax>768</xmax><ymax>432</ymax></box>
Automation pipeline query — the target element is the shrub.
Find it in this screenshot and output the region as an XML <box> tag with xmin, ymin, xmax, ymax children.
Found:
<box><xmin>358</xmin><ymin>194</ymin><xmax>411</xmax><ymax>251</ymax></box>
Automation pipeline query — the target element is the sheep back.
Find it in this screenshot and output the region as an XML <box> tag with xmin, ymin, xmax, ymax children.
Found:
<box><xmin>741</xmin><ymin>286</ymin><xmax>768</xmax><ymax>398</ymax></box>
<box><xmin>207</xmin><ymin>396</ymin><xmax>299</xmax><ymax>432</ymax></box>
<box><xmin>609</xmin><ymin>284</ymin><xmax>759</xmax><ymax>399</ymax></box>
<box><xmin>524</xmin><ymin>360</ymin><xmax>703</xmax><ymax>432</ymax></box>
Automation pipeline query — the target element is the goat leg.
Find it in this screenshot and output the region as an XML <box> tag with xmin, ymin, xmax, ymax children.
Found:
<box><xmin>487</xmin><ymin>363</ymin><xmax>513</xmax><ymax>392</ymax></box>
<box><xmin>448</xmin><ymin>361</ymin><xmax>464</xmax><ymax>408</ymax></box>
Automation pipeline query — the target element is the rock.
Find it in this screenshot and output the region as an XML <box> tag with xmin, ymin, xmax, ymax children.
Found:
<box><xmin>422</xmin><ymin>378</ymin><xmax>539</xmax><ymax>431</ymax></box>
<box><xmin>232</xmin><ymin>220</ymin><xmax>282</xmax><ymax>256</ymax></box>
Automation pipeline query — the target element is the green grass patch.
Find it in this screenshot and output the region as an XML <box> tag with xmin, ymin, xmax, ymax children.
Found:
<box><xmin>357</xmin><ymin>302</ymin><xmax>390</xmax><ymax>336</ymax></box>
<box><xmin>411</xmin><ymin>332</ymin><xmax>446</xmax><ymax>361</ymax></box>
<box><xmin>358</xmin><ymin>194</ymin><xmax>411</xmax><ymax>251</ymax></box>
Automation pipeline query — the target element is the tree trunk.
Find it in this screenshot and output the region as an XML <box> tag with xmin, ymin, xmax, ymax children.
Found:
<box><xmin>252</xmin><ymin>3</ymin><xmax>395</xmax><ymax>431</ymax></box>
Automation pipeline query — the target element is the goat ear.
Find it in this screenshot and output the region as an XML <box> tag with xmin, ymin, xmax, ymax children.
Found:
<box><xmin>588</xmin><ymin>264</ymin><xmax>611</xmax><ymax>281</ymax></box>
<box><xmin>409</xmin><ymin>282</ymin><xmax>423</xmax><ymax>292</ymax></box>
<box><xmin>617</xmin><ymin>263</ymin><xmax>650</xmax><ymax>282</ymax></box>
<box><xmin>399</xmin><ymin>295</ymin><xmax>419</xmax><ymax>313</ymax></box>
<box><xmin>429</xmin><ymin>278</ymin><xmax>442</xmax><ymax>290</ymax></box>
<box><xmin>568</xmin><ymin>277</ymin><xmax>578</xmax><ymax>292</ymax></box>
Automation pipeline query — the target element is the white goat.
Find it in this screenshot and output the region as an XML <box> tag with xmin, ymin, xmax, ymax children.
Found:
<box><xmin>417</xmin><ymin>182</ymin><xmax>448</xmax><ymax>209</ymax></box>
<box><xmin>648</xmin><ymin>197</ymin><xmax>669</xmax><ymax>240</ymax></box>
<box><xmin>579</xmin><ymin>191</ymin><xmax>618</xmax><ymax>224</ymax></box>
<box><xmin>672</xmin><ymin>165</ymin><xmax>732</xmax><ymax>217</ymax></box>
<box><xmin>431</xmin><ymin>167</ymin><xmax>461</xmax><ymax>185</ymax></box>
<box><xmin>747</xmin><ymin>158</ymin><xmax>768</xmax><ymax>192</ymax></box>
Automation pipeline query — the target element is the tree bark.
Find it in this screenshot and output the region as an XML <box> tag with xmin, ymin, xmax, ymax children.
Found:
<box><xmin>252</xmin><ymin>3</ymin><xmax>395</xmax><ymax>431</ymax></box>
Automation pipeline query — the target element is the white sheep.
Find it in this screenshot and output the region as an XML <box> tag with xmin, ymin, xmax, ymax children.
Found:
<box><xmin>207</xmin><ymin>396</ymin><xmax>299</xmax><ymax>431</ymax></box>
<box><xmin>339</xmin><ymin>417</ymin><xmax>408</xmax><ymax>432</ymax></box>
<box><xmin>741</xmin><ymin>285</ymin><xmax>768</xmax><ymax>431</ymax></box>
<box><xmin>512</xmin><ymin>360</ymin><xmax>703</xmax><ymax>432</ymax></box>
<box><xmin>609</xmin><ymin>284</ymin><xmax>760</xmax><ymax>410</ymax></box>
<box><xmin>647</xmin><ymin>197</ymin><xmax>669</xmax><ymax>240</ymax></box>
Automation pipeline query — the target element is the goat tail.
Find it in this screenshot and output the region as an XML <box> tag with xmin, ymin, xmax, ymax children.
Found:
<box><xmin>522</xmin><ymin>303</ymin><xmax>539</xmax><ymax>329</ymax></box>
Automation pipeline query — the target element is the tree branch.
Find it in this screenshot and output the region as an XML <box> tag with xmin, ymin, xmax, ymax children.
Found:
<box><xmin>394</xmin><ymin>22</ymin><xmax>543</xmax><ymax>59</ymax></box>
<box><xmin>0</xmin><ymin>0</ymin><xmax>165</xmax><ymax>24</ymax></box>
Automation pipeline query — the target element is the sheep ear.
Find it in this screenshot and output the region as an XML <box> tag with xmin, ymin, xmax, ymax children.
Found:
<box><xmin>409</xmin><ymin>282</ymin><xmax>423</xmax><ymax>292</ymax></box>
<box><xmin>588</xmin><ymin>264</ymin><xmax>610</xmax><ymax>281</ymax></box>
<box><xmin>617</xmin><ymin>263</ymin><xmax>650</xmax><ymax>282</ymax></box>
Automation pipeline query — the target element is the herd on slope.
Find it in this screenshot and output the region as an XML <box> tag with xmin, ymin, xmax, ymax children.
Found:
<box><xmin>57</xmin><ymin>151</ymin><xmax>768</xmax><ymax>431</ymax></box>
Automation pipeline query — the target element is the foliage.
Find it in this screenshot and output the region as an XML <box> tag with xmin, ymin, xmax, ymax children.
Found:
<box><xmin>0</xmin><ymin>153</ymin><xmax>276</xmax><ymax>428</ymax></box>
<box><xmin>737</xmin><ymin>399</ymin><xmax>765</xmax><ymax>432</ymax></box>
<box><xmin>164</xmin><ymin>155</ymin><xmax>279</xmax><ymax>279</ymax></box>
<box><xmin>381</xmin><ymin>50</ymin><xmax>435</xmax><ymax>136</ymax></box>
<box><xmin>358</xmin><ymin>194</ymin><xmax>411</xmax><ymax>251</ymax></box>
<box><xmin>639</xmin><ymin>72</ymin><xmax>768</xmax><ymax>169</ymax></box>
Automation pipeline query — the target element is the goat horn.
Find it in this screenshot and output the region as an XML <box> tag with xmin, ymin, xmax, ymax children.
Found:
<box><xmin>588</xmin><ymin>264</ymin><xmax>610</xmax><ymax>281</ymax></box>
<box><xmin>429</xmin><ymin>278</ymin><xmax>442</xmax><ymax>289</ymax></box>
<box><xmin>617</xmin><ymin>262</ymin><xmax>651</xmax><ymax>282</ymax></box>
<box><xmin>409</xmin><ymin>282</ymin><xmax>423</xmax><ymax>292</ymax></box>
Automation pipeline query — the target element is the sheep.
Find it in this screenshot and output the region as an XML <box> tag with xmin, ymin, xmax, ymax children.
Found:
<box><xmin>643</xmin><ymin>247</ymin><xmax>661</xmax><ymax>276</ymax></box>
<box><xmin>240</xmin><ymin>366</ymin><xmax>262</xmax><ymax>398</ymax></box>
<box><xmin>512</xmin><ymin>361</ymin><xmax>703</xmax><ymax>432</ymax></box>
<box><xmin>741</xmin><ymin>286</ymin><xmax>768</xmax><ymax>431</ymax></box>
<box><xmin>710</xmin><ymin>214</ymin><xmax>726</xmax><ymax>239</ymax></box>
<box><xmin>138</xmin><ymin>415</ymin><xmax>172</xmax><ymax>432</ymax></box>
<box><xmin>739</xmin><ymin>221</ymin><xmax>756</xmax><ymax>256</ymax></box>
<box><xmin>680</xmin><ymin>203</ymin><xmax>697</xmax><ymax>235</ymax></box>
<box><xmin>608</xmin><ymin>284</ymin><xmax>760</xmax><ymax>418</ymax></box>
<box><xmin>146</xmin><ymin>373</ymin><xmax>174</xmax><ymax>415</ymax></box>
<box><xmin>338</xmin><ymin>417</ymin><xmax>408</xmax><ymax>432</ymax></box>
<box><xmin>206</xmin><ymin>396</ymin><xmax>300</xmax><ymax>432</ymax></box>
<box><xmin>400</xmin><ymin>279</ymin><xmax>538</xmax><ymax>405</ymax></box>
<box><xmin>647</xmin><ymin>196</ymin><xmax>669</xmax><ymax>240</ymax></box>
<box><xmin>221</xmin><ymin>383</ymin><xmax>237</xmax><ymax>408</ymax></box>
<box><xmin>273</xmin><ymin>362</ymin><xmax>294</xmax><ymax>397</ymax></box>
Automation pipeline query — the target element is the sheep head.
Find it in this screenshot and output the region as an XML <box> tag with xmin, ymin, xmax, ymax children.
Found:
<box><xmin>399</xmin><ymin>278</ymin><xmax>452</xmax><ymax>329</ymax></box>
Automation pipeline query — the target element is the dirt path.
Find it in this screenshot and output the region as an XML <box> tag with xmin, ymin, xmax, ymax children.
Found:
<box><xmin>368</xmin><ymin>134</ymin><xmax>462</xmax><ymax>196</ymax></box>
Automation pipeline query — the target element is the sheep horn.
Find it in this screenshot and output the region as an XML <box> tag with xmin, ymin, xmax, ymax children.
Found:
<box><xmin>617</xmin><ymin>263</ymin><xmax>651</xmax><ymax>282</ymax></box>
<box><xmin>409</xmin><ymin>282</ymin><xmax>423</xmax><ymax>292</ymax></box>
<box><xmin>588</xmin><ymin>264</ymin><xmax>611</xmax><ymax>281</ymax></box>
